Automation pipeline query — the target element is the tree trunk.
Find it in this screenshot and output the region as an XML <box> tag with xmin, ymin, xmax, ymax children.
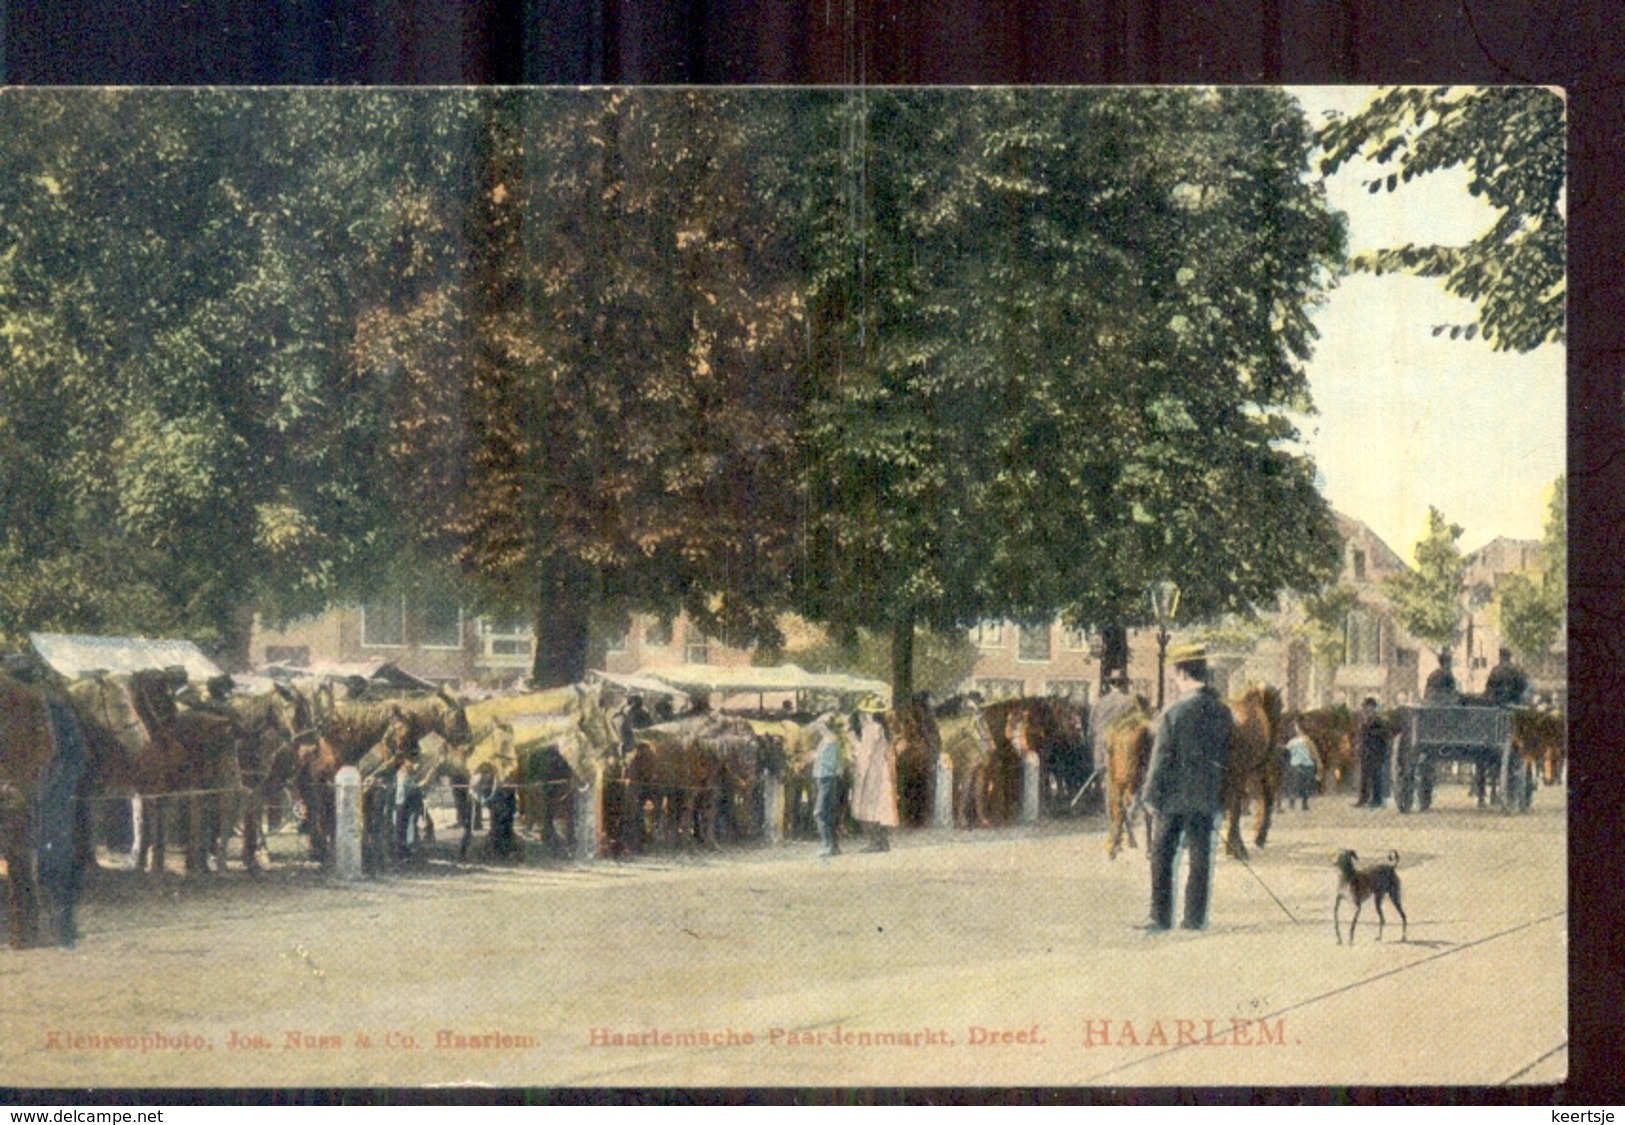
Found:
<box><xmin>530</xmin><ymin>563</ymin><xmax>593</xmax><ymax>689</ymax></box>
<box><xmin>890</xmin><ymin>607</ymin><xmax>915</xmax><ymax>703</ymax></box>
<box><xmin>1099</xmin><ymin>623</ymin><xmax>1128</xmax><ymax>691</ymax></box>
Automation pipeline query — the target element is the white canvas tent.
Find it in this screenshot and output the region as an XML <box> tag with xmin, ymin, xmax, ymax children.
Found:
<box><xmin>29</xmin><ymin>632</ymin><xmax>224</xmax><ymax>682</ymax></box>
<box><xmin>608</xmin><ymin>663</ymin><xmax>890</xmax><ymax>708</ymax></box>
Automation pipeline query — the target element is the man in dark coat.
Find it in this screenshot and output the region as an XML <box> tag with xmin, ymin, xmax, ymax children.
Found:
<box><xmin>1484</xmin><ymin>648</ymin><xmax>1529</xmax><ymax>708</ymax></box>
<box><xmin>1137</xmin><ymin>645</ymin><xmax>1233</xmax><ymax>932</ymax></box>
<box><xmin>1424</xmin><ymin>651</ymin><xmax>1461</xmax><ymax>704</ymax></box>
<box><xmin>1353</xmin><ymin>697</ymin><xmax>1392</xmax><ymax>808</ymax></box>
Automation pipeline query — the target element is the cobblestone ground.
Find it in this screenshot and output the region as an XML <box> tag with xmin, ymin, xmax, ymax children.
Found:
<box><xmin>0</xmin><ymin>777</ymin><xmax>1565</xmax><ymax>1090</ymax></box>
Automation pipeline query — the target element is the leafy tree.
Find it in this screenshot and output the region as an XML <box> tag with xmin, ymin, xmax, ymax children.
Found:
<box><xmin>1494</xmin><ymin>474</ymin><xmax>1565</xmax><ymax>658</ymax></box>
<box><xmin>432</xmin><ymin>91</ymin><xmax>806</xmax><ymax>686</ymax></box>
<box><xmin>0</xmin><ymin>90</ymin><xmax>482</xmax><ymax>652</ymax></box>
<box><xmin>796</xmin><ymin>88</ymin><xmax>1346</xmax><ymax>696</ymax></box>
<box><xmin>1384</xmin><ymin>506</ymin><xmax>1468</xmax><ymax>650</ymax></box>
<box><xmin>783</xmin><ymin>627</ymin><xmax>978</xmax><ymax>701</ymax></box>
<box><xmin>1317</xmin><ymin>86</ymin><xmax>1564</xmax><ymax>353</ymax></box>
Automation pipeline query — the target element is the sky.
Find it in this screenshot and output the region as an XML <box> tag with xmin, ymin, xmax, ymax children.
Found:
<box><xmin>1284</xmin><ymin>87</ymin><xmax>1566</xmax><ymax>561</ymax></box>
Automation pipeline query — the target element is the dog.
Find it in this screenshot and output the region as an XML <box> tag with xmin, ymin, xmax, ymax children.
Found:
<box><xmin>1333</xmin><ymin>849</ymin><xmax>1407</xmax><ymax>945</ymax></box>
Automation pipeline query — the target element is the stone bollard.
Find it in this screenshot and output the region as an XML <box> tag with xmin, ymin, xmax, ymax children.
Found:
<box><xmin>334</xmin><ymin>766</ymin><xmax>362</xmax><ymax>881</ymax></box>
<box><xmin>934</xmin><ymin>755</ymin><xmax>954</xmax><ymax>829</ymax></box>
<box><xmin>1020</xmin><ymin>752</ymin><xmax>1041</xmax><ymax>823</ymax></box>
<box><xmin>575</xmin><ymin>762</ymin><xmax>600</xmax><ymax>863</ymax></box>
<box><xmin>763</xmin><ymin>774</ymin><xmax>785</xmax><ymax>845</ymax></box>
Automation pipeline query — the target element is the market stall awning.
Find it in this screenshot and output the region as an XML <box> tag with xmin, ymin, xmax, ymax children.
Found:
<box><xmin>30</xmin><ymin>632</ymin><xmax>224</xmax><ymax>682</ymax></box>
<box><xmin>588</xmin><ymin>670</ymin><xmax>693</xmax><ymax>699</ymax></box>
<box><xmin>625</xmin><ymin>663</ymin><xmax>890</xmax><ymax>703</ymax></box>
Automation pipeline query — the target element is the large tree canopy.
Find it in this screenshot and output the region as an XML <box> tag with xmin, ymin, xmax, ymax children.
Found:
<box><xmin>4</xmin><ymin>88</ymin><xmax>1348</xmax><ymax>696</ymax></box>
<box><xmin>1317</xmin><ymin>86</ymin><xmax>1564</xmax><ymax>354</ymax></box>
<box><xmin>796</xmin><ymin>88</ymin><xmax>1346</xmax><ymax>693</ymax></box>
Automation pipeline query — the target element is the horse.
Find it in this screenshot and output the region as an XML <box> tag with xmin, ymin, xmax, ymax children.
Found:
<box><xmin>1222</xmin><ymin>684</ymin><xmax>1283</xmax><ymax>861</ymax></box>
<box><xmin>1102</xmin><ymin>702</ymin><xmax>1154</xmax><ymax>859</ymax></box>
<box><xmin>711</xmin><ymin>727</ymin><xmax>782</xmax><ymax>844</ymax></box>
<box><xmin>1513</xmin><ymin>707</ymin><xmax>1564</xmax><ymax>787</ymax></box>
<box><xmin>512</xmin><ymin>743</ymin><xmax>577</xmax><ymax>856</ymax></box>
<box><xmin>292</xmin><ymin>686</ymin><xmax>471</xmax><ymax>865</ymax></box>
<box><xmin>185</xmin><ymin>683</ymin><xmax>314</xmax><ymax>871</ymax></box>
<box><xmin>127</xmin><ymin>670</ymin><xmax>247</xmax><ymax>874</ymax></box>
<box><xmin>71</xmin><ymin>670</ymin><xmax>245</xmax><ymax>875</ymax></box>
<box><xmin>0</xmin><ymin>668</ymin><xmax>91</xmax><ymax>948</ymax></box>
<box><xmin>616</xmin><ymin>720</ymin><xmax>728</xmax><ymax>853</ymax></box>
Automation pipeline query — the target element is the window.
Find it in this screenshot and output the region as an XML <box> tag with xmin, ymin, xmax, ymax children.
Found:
<box><xmin>361</xmin><ymin>596</ymin><xmax>405</xmax><ymax>648</ymax></box>
<box><xmin>1351</xmin><ymin>549</ymin><xmax>1367</xmax><ymax>581</ymax></box>
<box><xmin>1017</xmin><ymin>623</ymin><xmax>1052</xmax><ymax>662</ymax></box>
<box><xmin>1060</xmin><ymin>626</ymin><xmax>1091</xmax><ymax>652</ymax></box>
<box><xmin>1045</xmin><ymin>680</ymin><xmax>1091</xmax><ymax>707</ymax></box>
<box><xmin>479</xmin><ymin>617</ymin><xmax>533</xmax><ymax>667</ymax></box>
<box><xmin>1345</xmin><ymin>608</ymin><xmax>1381</xmax><ymax>665</ymax></box>
<box><xmin>419</xmin><ymin>594</ymin><xmax>463</xmax><ymax>650</ymax></box>
<box><xmin>645</xmin><ymin>619</ymin><xmax>673</xmax><ymax>647</ymax></box>
<box><xmin>974</xmin><ymin>621</ymin><xmax>1005</xmax><ymax>648</ymax></box>
<box><xmin>975</xmin><ymin>678</ymin><xmax>1026</xmax><ymax>702</ymax></box>
<box><xmin>684</xmin><ymin>629</ymin><xmax>710</xmax><ymax>665</ymax></box>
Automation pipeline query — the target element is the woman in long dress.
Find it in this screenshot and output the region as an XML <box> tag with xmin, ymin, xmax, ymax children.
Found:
<box><xmin>850</xmin><ymin>697</ymin><xmax>898</xmax><ymax>852</ymax></box>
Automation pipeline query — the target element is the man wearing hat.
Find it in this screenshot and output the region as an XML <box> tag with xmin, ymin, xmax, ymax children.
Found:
<box><xmin>1136</xmin><ymin>644</ymin><xmax>1233</xmax><ymax>932</ymax></box>
<box><xmin>850</xmin><ymin>695</ymin><xmax>898</xmax><ymax>853</ymax></box>
<box><xmin>811</xmin><ymin>713</ymin><xmax>846</xmax><ymax>858</ymax></box>
<box><xmin>1423</xmin><ymin>650</ymin><xmax>1461</xmax><ymax>705</ymax></box>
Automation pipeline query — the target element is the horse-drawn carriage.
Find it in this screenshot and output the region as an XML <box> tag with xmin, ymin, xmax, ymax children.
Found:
<box><xmin>1391</xmin><ymin>702</ymin><xmax>1531</xmax><ymax>814</ymax></box>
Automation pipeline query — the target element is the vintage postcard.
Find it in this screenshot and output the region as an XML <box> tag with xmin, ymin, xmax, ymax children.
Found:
<box><xmin>0</xmin><ymin>85</ymin><xmax>1564</xmax><ymax>1090</ymax></box>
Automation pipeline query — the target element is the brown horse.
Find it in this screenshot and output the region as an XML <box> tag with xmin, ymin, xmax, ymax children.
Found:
<box><xmin>292</xmin><ymin>686</ymin><xmax>471</xmax><ymax>865</ymax></box>
<box><xmin>954</xmin><ymin>704</ymin><xmax>1022</xmax><ymax>829</ymax></box>
<box><xmin>1512</xmin><ymin>708</ymin><xmax>1564</xmax><ymax>787</ymax></box>
<box><xmin>124</xmin><ymin>670</ymin><xmax>246</xmax><ymax>874</ymax></box>
<box><xmin>1103</xmin><ymin>702</ymin><xmax>1154</xmax><ymax>859</ymax></box>
<box><xmin>0</xmin><ymin>668</ymin><xmax>90</xmax><ymax>948</ymax></box>
<box><xmin>190</xmin><ymin>684</ymin><xmax>314</xmax><ymax>872</ymax></box>
<box><xmin>616</xmin><ymin>720</ymin><xmax>726</xmax><ymax>853</ymax></box>
<box><xmin>1288</xmin><ymin>706</ymin><xmax>1358</xmax><ymax>793</ymax></box>
<box><xmin>1223</xmin><ymin>684</ymin><xmax>1283</xmax><ymax>860</ymax></box>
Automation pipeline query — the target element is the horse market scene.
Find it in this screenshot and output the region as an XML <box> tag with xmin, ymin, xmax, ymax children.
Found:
<box><xmin>0</xmin><ymin>86</ymin><xmax>1564</xmax><ymax>1089</ymax></box>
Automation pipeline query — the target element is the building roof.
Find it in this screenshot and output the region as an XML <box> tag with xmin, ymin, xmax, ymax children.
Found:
<box><xmin>30</xmin><ymin>632</ymin><xmax>224</xmax><ymax>682</ymax></box>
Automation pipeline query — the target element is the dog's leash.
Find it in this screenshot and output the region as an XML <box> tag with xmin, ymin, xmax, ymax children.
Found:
<box><xmin>1233</xmin><ymin>850</ymin><xmax>1301</xmax><ymax>925</ymax></box>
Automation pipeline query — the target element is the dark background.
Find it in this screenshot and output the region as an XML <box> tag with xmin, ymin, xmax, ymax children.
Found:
<box><xmin>2</xmin><ymin>0</ymin><xmax>1619</xmax><ymax>1107</ymax></box>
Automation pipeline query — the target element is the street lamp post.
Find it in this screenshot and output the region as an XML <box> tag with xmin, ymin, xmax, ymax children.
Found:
<box><xmin>1150</xmin><ymin>579</ymin><xmax>1181</xmax><ymax>710</ymax></box>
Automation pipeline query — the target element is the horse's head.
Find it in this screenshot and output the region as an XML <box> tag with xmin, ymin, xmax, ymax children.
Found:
<box><xmin>435</xmin><ymin>686</ymin><xmax>472</xmax><ymax>749</ymax></box>
<box><xmin>271</xmin><ymin>682</ymin><xmax>317</xmax><ymax>741</ymax></box>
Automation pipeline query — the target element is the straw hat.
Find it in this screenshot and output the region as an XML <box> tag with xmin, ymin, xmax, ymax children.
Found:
<box><xmin>1167</xmin><ymin>642</ymin><xmax>1207</xmax><ymax>664</ymax></box>
<box><xmin>855</xmin><ymin>693</ymin><xmax>889</xmax><ymax>713</ymax></box>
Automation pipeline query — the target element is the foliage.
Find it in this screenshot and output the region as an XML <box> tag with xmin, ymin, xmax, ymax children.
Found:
<box><xmin>2</xmin><ymin>88</ymin><xmax>1348</xmax><ymax>694</ymax></box>
<box><xmin>419</xmin><ymin>91</ymin><xmax>806</xmax><ymax>685</ymax></box>
<box><xmin>1317</xmin><ymin>86</ymin><xmax>1564</xmax><ymax>353</ymax></box>
<box><xmin>1383</xmin><ymin>507</ymin><xmax>1468</xmax><ymax>649</ymax></box>
<box><xmin>795</xmin><ymin>88</ymin><xmax>1346</xmax><ymax>693</ymax></box>
<box><xmin>1299</xmin><ymin>582</ymin><xmax>1360</xmax><ymax>671</ymax></box>
<box><xmin>784</xmin><ymin>627</ymin><xmax>978</xmax><ymax>701</ymax></box>
<box><xmin>1493</xmin><ymin>474</ymin><xmax>1565</xmax><ymax>658</ymax></box>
